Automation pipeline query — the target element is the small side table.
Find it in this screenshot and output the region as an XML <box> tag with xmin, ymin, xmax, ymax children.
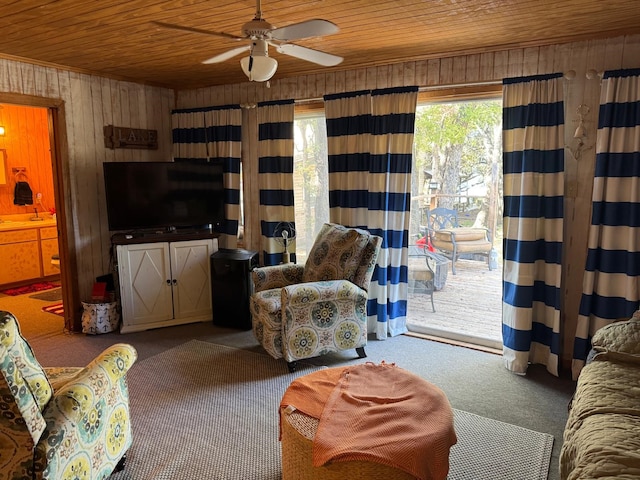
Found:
<box><xmin>210</xmin><ymin>248</ymin><xmax>259</xmax><ymax>330</ymax></box>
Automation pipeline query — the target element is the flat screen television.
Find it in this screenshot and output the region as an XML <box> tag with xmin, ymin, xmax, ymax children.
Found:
<box><xmin>103</xmin><ymin>161</ymin><xmax>225</xmax><ymax>232</ymax></box>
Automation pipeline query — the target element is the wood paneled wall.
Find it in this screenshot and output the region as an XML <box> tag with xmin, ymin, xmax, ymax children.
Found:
<box><xmin>176</xmin><ymin>36</ymin><xmax>640</xmax><ymax>108</ymax></box>
<box><xmin>176</xmin><ymin>34</ymin><xmax>640</xmax><ymax>370</ymax></box>
<box><xmin>0</xmin><ymin>59</ymin><xmax>175</xmax><ymax>321</ymax></box>
<box><xmin>0</xmin><ymin>34</ymin><xmax>638</xmax><ymax>350</ymax></box>
<box><xmin>0</xmin><ymin>104</ymin><xmax>53</xmax><ymax>215</ymax></box>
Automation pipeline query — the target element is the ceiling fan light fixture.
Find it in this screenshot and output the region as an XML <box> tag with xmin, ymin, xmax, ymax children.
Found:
<box><xmin>158</xmin><ymin>1</ymin><xmax>341</xmax><ymax>80</ymax></box>
<box><xmin>240</xmin><ymin>54</ymin><xmax>278</xmax><ymax>82</ymax></box>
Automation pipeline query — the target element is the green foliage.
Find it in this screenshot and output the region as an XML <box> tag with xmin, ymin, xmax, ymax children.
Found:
<box><xmin>414</xmin><ymin>99</ymin><xmax>501</xmax><ymax>199</ymax></box>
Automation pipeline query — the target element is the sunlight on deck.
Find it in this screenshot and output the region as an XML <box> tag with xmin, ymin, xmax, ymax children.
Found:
<box><xmin>406</xmin><ymin>258</ymin><xmax>503</xmax><ymax>350</ymax></box>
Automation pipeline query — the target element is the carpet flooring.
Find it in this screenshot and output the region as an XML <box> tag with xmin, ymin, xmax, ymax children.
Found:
<box><xmin>111</xmin><ymin>340</ymin><xmax>553</xmax><ymax>480</ymax></box>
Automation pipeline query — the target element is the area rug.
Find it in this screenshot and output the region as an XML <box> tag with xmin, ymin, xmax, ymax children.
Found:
<box><xmin>42</xmin><ymin>302</ymin><xmax>64</xmax><ymax>316</ymax></box>
<box><xmin>110</xmin><ymin>340</ymin><xmax>553</xmax><ymax>480</ymax></box>
<box><xmin>449</xmin><ymin>410</ymin><xmax>553</xmax><ymax>479</ymax></box>
<box><xmin>0</xmin><ymin>281</ymin><xmax>59</xmax><ymax>296</ymax></box>
<box><xmin>29</xmin><ymin>287</ymin><xmax>62</xmax><ymax>302</ymax></box>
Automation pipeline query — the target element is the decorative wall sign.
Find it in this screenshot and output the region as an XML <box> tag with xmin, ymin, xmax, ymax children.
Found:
<box><xmin>104</xmin><ymin>125</ymin><xmax>158</xmax><ymax>149</ymax></box>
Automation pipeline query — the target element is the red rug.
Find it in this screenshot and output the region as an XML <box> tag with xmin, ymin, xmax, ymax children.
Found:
<box><xmin>42</xmin><ymin>303</ymin><xmax>64</xmax><ymax>316</ymax></box>
<box><xmin>1</xmin><ymin>281</ymin><xmax>60</xmax><ymax>296</ymax></box>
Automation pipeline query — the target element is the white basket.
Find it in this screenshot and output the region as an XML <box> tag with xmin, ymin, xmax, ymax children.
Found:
<box><xmin>81</xmin><ymin>301</ymin><xmax>119</xmax><ymax>334</ymax></box>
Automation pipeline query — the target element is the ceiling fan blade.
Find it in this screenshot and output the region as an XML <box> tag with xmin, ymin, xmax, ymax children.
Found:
<box><xmin>152</xmin><ymin>21</ymin><xmax>243</xmax><ymax>41</ymax></box>
<box><xmin>275</xmin><ymin>43</ymin><xmax>343</xmax><ymax>66</ymax></box>
<box><xmin>202</xmin><ymin>45</ymin><xmax>251</xmax><ymax>64</ymax></box>
<box><xmin>270</xmin><ymin>19</ymin><xmax>339</xmax><ymax>41</ymax></box>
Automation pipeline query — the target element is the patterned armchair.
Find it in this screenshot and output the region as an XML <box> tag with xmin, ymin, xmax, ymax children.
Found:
<box><xmin>250</xmin><ymin>223</ymin><xmax>382</xmax><ymax>372</ymax></box>
<box><xmin>0</xmin><ymin>311</ymin><xmax>137</xmax><ymax>480</ymax></box>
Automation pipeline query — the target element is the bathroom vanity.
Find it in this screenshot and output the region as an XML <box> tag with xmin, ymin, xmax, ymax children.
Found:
<box><xmin>0</xmin><ymin>215</ymin><xmax>59</xmax><ymax>286</ymax></box>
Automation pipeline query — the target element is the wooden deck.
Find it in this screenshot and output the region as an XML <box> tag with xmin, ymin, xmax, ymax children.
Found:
<box><xmin>406</xmin><ymin>257</ymin><xmax>503</xmax><ymax>350</ymax></box>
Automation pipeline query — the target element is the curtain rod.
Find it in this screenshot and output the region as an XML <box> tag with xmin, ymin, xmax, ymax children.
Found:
<box><xmin>293</xmin><ymin>80</ymin><xmax>503</xmax><ymax>104</ymax></box>
<box><xmin>244</xmin><ymin>73</ymin><xmax>599</xmax><ymax>109</ymax></box>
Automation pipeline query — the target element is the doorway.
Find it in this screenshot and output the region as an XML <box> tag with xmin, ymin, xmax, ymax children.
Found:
<box><xmin>0</xmin><ymin>93</ymin><xmax>76</xmax><ymax>332</ymax></box>
<box><xmin>406</xmin><ymin>92</ymin><xmax>503</xmax><ymax>350</ymax></box>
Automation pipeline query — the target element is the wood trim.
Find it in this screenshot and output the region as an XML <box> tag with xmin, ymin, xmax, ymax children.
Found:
<box><xmin>0</xmin><ymin>92</ymin><xmax>80</xmax><ymax>332</ymax></box>
<box><xmin>294</xmin><ymin>101</ymin><xmax>325</xmax><ymax>114</ymax></box>
<box><xmin>47</xmin><ymin>103</ymin><xmax>80</xmax><ymax>332</ymax></box>
<box><xmin>418</xmin><ymin>84</ymin><xmax>502</xmax><ymax>103</ymax></box>
<box><xmin>293</xmin><ymin>84</ymin><xmax>503</xmax><ymax>112</ymax></box>
<box><xmin>0</xmin><ymin>93</ymin><xmax>64</xmax><ymax>109</ymax></box>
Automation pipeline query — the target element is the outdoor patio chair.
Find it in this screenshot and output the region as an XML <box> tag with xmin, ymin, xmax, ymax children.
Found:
<box><xmin>408</xmin><ymin>244</ymin><xmax>441</xmax><ymax>312</ymax></box>
<box><xmin>427</xmin><ymin>207</ymin><xmax>493</xmax><ymax>275</ymax></box>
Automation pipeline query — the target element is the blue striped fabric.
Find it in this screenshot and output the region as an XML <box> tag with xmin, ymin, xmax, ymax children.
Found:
<box><xmin>502</xmin><ymin>73</ymin><xmax>564</xmax><ymax>377</ymax></box>
<box><xmin>573</xmin><ymin>69</ymin><xmax>640</xmax><ymax>379</ymax></box>
<box><xmin>257</xmin><ymin>100</ymin><xmax>296</xmax><ymax>266</ymax></box>
<box><xmin>171</xmin><ymin>108</ymin><xmax>208</xmax><ymax>162</ymax></box>
<box><xmin>324</xmin><ymin>86</ymin><xmax>418</xmax><ymax>339</ymax></box>
<box><xmin>171</xmin><ymin>105</ymin><xmax>242</xmax><ymax>248</ymax></box>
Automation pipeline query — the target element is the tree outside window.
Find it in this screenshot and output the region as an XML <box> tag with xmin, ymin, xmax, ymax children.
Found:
<box><xmin>293</xmin><ymin>111</ymin><xmax>329</xmax><ymax>263</ymax></box>
<box><xmin>412</xmin><ymin>99</ymin><xmax>502</xmax><ymax>245</ymax></box>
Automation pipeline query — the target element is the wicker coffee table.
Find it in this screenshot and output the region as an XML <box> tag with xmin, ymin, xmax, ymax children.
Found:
<box><xmin>280</xmin><ymin>364</ymin><xmax>456</xmax><ymax>480</ymax></box>
<box><xmin>281</xmin><ymin>405</ymin><xmax>416</xmax><ymax>480</ymax></box>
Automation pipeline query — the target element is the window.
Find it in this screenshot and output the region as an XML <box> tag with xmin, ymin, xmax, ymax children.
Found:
<box><xmin>293</xmin><ymin>109</ymin><xmax>329</xmax><ymax>263</ymax></box>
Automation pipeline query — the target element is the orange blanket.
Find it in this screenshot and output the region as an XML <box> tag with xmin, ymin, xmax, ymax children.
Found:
<box><xmin>280</xmin><ymin>363</ymin><xmax>457</xmax><ymax>480</ymax></box>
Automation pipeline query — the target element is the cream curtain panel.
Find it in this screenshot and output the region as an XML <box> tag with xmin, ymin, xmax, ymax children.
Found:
<box><xmin>573</xmin><ymin>68</ymin><xmax>640</xmax><ymax>379</ymax></box>
<box><xmin>502</xmin><ymin>73</ymin><xmax>565</xmax><ymax>377</ymax></box>
<box><xmin>324</xmin><ymin>87</ymin><xmax>419</xmax><ymax>339</ymax></box>
<box><xmin>171</xmin><ymin>105</ymin><xmax>242</xmax><ymax>248</ymax></box>
<box><xmin>256</xmin><ymin>100</ymin><xmax>296</xmax><ymax>266</ymax></box>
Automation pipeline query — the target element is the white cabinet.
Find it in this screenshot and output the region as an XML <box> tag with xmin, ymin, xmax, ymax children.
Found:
<box><xmin>116</xmin><ymin>238</ymin><xmax>218</xmax><ymax>333</ymax></box>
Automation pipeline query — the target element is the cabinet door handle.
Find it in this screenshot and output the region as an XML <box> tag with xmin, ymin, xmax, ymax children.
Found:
<box><xmin>172</xmin><ymin>279</ymin><xmax>177</xmax><ymax>285</ymax></box>
<box><xmin>166</xmin><ymin>279</ymin><xmax>171</xmax><ymax>285</ymax></box>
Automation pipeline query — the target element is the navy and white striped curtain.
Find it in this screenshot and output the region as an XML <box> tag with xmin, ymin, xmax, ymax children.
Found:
<box><xmin>502</xmin><ymin>73</ymin><xmax>565</xmax><ymax>376</ymax></box>
<box><xmin>324</xmin><ymin>90</ymin><xmax>372</xmax><ymax>228</ymax></box>
<box><xmin>573</xmin><ymin>68</ymin><xmax>640</xmax><ymax>379</ymax></box>
<box><xmin>257</xmin><ymin>99</ymin><xmax>296</xmax><ymax>266</ymax></box>
<box><xmin>324</xmin><ymin>86</ymin><xmax>418</xmax><ymax>339</ymax></box>
<box><xmin>171</xmin><ymin>105</ymin><xmax>242</xmax><ymax>249</ymax></box>
<box><xmin>205</xmin><ymin>107</ymin><xmax>242</xmax><ymax>248</ymax></box>
<box><xmin>172</xmin><ymin>107</ymin><xmax>208</xmax><ymax>161</ymax></box>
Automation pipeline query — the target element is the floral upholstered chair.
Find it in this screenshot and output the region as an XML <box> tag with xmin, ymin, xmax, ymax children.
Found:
<box><xmin>250</xmin><ymin>223</ymin><xmax>382</xmax><ymax>372</ymax></box>
<box><xmin>0</xmin><ymin>310</ymin><xmax>137</xmax><ymax>480</ymax></box>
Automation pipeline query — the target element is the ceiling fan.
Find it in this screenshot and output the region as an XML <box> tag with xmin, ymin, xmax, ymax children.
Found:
<box><xmin>154</xmin><ymin>0</ymin><xmax>343</xmax><ymax>82</ymax></box>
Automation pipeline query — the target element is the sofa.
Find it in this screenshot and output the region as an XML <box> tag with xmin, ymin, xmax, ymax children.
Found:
<box><xmin>560</xmin><ymin>315</ymin><xmax>640</xmax><ymax>479</ymax></box>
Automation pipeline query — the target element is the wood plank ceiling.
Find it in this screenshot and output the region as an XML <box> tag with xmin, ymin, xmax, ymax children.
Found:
<box><xmin>1</xmin><ymin>0</ymin><xmax>640</xmax><ymax>90</ymax></box>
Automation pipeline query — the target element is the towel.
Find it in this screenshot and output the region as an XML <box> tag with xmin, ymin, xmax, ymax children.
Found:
<box><xmin>14</xmin><ymin>181</ymin><xmax>33</xmax><ymax>205</ymax></box>
<box><xmin>281</xmin><ymin>363</ymin><xmax>457</xmax><ymax>480</ymax></box>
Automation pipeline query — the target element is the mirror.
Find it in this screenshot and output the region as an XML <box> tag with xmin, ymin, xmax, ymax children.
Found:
<box><xmin>0</xmin><ymin>149</ymin><xmax>6</xmax><ymax>186</ymax></box>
